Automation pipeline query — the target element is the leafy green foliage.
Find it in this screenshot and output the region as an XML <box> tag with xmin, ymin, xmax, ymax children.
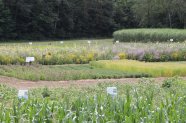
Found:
<box><xmin>41</xmin><ymin>88</ymin><xmax>51</xmax><ymax>98</ymax></box>
<box><xmin>0</xmin><ymin>0</ymin><xmax>16</xmax><ymax>39</ymax></box>
<box><xmin>0</xmin><ymin>78</ymin><xmax>186</xmax><ymax>122</ymax></box>
<box><xmin>162</xmin><ymin>76</ymin><xmax>186</xmax><ymax>88</ymax></box>
<box><xmin>0</xmin><ymin>0</ymin><xmax>185</xmax><ymax>40</ymax></box>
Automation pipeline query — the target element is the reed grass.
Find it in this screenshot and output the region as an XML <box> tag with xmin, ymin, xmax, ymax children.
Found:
<box><xmin>113</xmin><ymin>29</ymin><xmax>186</xmax><ymax>42</ymax></box>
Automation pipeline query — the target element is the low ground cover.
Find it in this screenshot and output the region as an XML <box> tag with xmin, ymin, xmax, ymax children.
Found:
<box><xmin>0</xmin><ymin>64</ymin><xmax>149</xmax><ymax>81</ymax></box>
<box><xmin>0</xmin><ymin>77</ymin><xmax>186</xmax><ymax>122</ymax></box>
<box><xmin>91</xmin><ymin>60</ymin><xmax>186</xmax><ymax>77</ymax></box>
<box><xmin>113</xmin><ymin>29</ymin><xmax>186</xmax><ymax>42</ymax></box>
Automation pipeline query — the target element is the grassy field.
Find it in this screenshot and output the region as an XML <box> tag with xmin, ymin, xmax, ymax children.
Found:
<box><xmin>0</xmin><ymin>39</ymin><xmax>185</xmax><ymax>80</ymax></box>
<box><xmin>113</xmin><ymin>29</ymin><xmax>186</xmax><ymax>42</ymax></box>
<box><xmin>0</xmin><ymin>37</ymin><xmax>186</xmax><ymax>122</ymax></box>
<box><xmin>0</xmin><ymin>64</ymin><xmax>149</xmax><ymax>81</ymax></box>
<box><xmin>0</xmin><ymin>77</ymin><xmax>186</xmax><ymax>122</ymax></box>
<box><xmin>91</xmin><ymin>60</ymin><xmax>186</xmax><ymax>77</ymax></box>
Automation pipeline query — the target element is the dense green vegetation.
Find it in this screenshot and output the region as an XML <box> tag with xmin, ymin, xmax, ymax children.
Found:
<box><xmin>91</xmin><ymin>60</ymin><xmax>186</xmax><ymax>77</ymax></box>
<box><xmin>0</xmin><ymin>77</ymin><xmax>186</xmax><ymax>122</ymax></box>
<box><xmin>0</xmin><ymin>0</ymin><xmax>185</xmax><ymax>122</ymax></box>
<box><xmin>113</xmin><ymin>29</ymin><xmax>186</xmax><ymax>42</ymax></box>
<box><xmin>0</xmin><ymin>0</ymin><xmax>185</xmax><ymax>40</ymax></box>
<box><xmin>0</xmin><ymin>64</ymin><xmax>149</xmax><ymax>81</ymax></box>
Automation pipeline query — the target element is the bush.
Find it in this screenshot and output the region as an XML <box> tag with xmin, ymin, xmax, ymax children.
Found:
<box><xmin>42</xmin><ymin>87</ymin><xmax>51</xmax><ymax>98</ymax></box>
<box><xmin>118</xmin><ymin>52</ymin><xmax>126</xmax><ymax>59</ymax></box>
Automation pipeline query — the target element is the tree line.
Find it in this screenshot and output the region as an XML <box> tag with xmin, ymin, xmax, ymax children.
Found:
<box><xmin>0</xmin><ymin>0</ymin><xmax>185</xmax><ymax>40</ymax></box>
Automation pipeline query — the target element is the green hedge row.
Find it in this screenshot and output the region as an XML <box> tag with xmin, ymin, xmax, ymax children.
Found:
<box><xmin>113</xmin><ymin>29</ymin><xmax>186</xmax><ymax>42</ymax></box>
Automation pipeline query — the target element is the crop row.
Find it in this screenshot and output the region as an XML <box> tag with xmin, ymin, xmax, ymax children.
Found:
<box><xmin>0</xmin><ymin>79</ymin><xmax>186</xmax><ymax>123</ymax></box>
<box><xmin>0</xmin><ymin>77</ymin><xmax>186</xmax><ymax>122</ymax></box>
<box><xmin>0</xmin><ymin>40</ymin><xmax>186</xmax><ymax>65</ymax></box>
<box><xmin>1</xmin><ymin>94</ymin><xmax>185</xmax><ymax>122</ymax></box>
<box><xmin>113</xmin><ymin>29</ymin><xmax>186</xmax><ymax>42</ymax></box>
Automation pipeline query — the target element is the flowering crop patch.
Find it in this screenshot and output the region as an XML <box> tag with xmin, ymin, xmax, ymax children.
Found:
<box><xmin>0</xmin><ymin>39</ymin><xmax>186</xmax><ymax>65</ymax></box>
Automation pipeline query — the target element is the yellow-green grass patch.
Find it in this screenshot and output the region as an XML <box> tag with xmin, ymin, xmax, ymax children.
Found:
<box><xmin>90</xmin><ymin>60</ymin><xmax>186</xmax><ymax>77</ymax></box>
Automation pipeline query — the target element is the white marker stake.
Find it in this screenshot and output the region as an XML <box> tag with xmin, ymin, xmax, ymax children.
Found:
<box><xmin>29</xmin><ymin>42</ymin><xmax>32</xmax><ymax>45</ymax></box>
<box><xmin>26</xmin><ymin>57</ymin><xmax>35</xmax><ymax>63</ymax></box>
<box><xmin>88</xmin><ymin>40</ymin><xmax>91</xmax><ymax>46</ymax></box>
<box><xmin>18</xmin><ymin>90</ymin><xmax>28</xmax><ymax>99</ymax></box>
<box><xmin>170</xmin><ymin>39</ymin><xmax>174</xmax><ymax>42</ymax></box>
<box><xmin>107</xmin><ymin>87</ymin><xmax>117</xmax><ymax>98</ymax></box>
<box><xmin>60</xmin><ymin>41</ymin><xmax>64</xmax><ymax>44</ymax></box>
<box><xmin>116</xmin><ymin>40</ymin><xmax>120</xmax><ymax>44</ymax></box>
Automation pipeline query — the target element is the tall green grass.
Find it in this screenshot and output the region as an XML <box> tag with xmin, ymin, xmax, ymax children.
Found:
<box><xmin>90</xmin><ymin>60</ymin><xmax>186</xmax><ymax>77</ymax></box>
<box><xmin>113</xmin><ymin>29</ymin><xmax>186</xmax><ymax>42</ymax></box>
<box><xmin>0</xmin><ymin>78</ymin><xmax>186</xmax><ymax>122</ymax></box>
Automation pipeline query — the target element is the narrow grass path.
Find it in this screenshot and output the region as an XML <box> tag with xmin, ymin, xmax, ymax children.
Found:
<box><xmin>1</xmin><ymin>75</ymin><xmax>186</xmax><ymax>90</ymax></box>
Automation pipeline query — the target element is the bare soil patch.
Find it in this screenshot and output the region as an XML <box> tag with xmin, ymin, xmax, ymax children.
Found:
<box><xmin>0</xmin><ymin>75</ymin><xmax>186</xmax><ymax>90</ymax></box>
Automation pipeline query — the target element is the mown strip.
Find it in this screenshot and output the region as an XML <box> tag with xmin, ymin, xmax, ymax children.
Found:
<box><xmin>0</xmin><ymin>64</ymin><xmax>149</xmax><ymax>81</ymax></box>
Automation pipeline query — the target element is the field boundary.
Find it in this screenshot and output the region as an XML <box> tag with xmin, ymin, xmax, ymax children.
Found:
<box><xmin>1</xmin><ymin>75</ymin><xmax>186</xmax><ymax>90</ymax></box>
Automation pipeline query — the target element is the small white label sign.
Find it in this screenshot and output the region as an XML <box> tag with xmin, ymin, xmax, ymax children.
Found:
<box><xmin>29</xmin><ymin>42</ymin><xmax>32</xmax><ymax>45</ymax></box>
<box><xmin>18</xmin><ymin>90</ymin><xmax>28</xmax><ymax>99</ymax></box>
<box><xmin>107</xmin><ymin>87</ymin><xmax>117</xmax><ymax>97</ymax></box>
<box><xmin>60</xmin><ymin>41</ymin><xmax>64</xmax><ymax>44</ymax></box>
<box><xmin>26</xmin><ymin>57</ymin><xmax>35</xmax><ymax>63</ymax></box>
<box><xmin>87</xmin><ymin>40</ymin><xmax>91</xmax><ymax>44</ymax></box>
<box><xmin>116</xmin><ymin>40</ymin><xmax>120</xmax><ymax>43</ymax></box>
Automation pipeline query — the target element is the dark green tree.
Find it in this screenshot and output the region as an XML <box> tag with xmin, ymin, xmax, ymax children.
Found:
<box><xmin>0</xmin><ymin>0</ymin><xmax>185</xmax><ymax>40</ymax></box>
<box><xmin>113</xmin><ymin>0</ymin><xmax>137</xmax><ymax>29</ymax></box>
<box><xmin>0</xmin><ymin>0</ymin><xmax>16</xmax><ymax>39</ymax></box>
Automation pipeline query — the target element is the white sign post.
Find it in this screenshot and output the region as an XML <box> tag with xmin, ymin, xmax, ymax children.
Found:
<box><xmin>60</xmin><ymin>41</ymin><xmax>64</xmax><ymax>44</ymax></box>
<box><xmin>87</xmin><ymin>40</ymin><xmax>91</xmax><ymax>46</ymax></box>
<box><xmin>29</xmin><ymin>42</ymin><xmax>32</xmax><ymax>45</ymax></box>
<box><xmin>26</xmin><ymin>57</ymin><xmax>35</xmax><ymax>63</ymax></box>
<box><xmin>18</xmin><ymin>90</ymin><xmax>28</xmax><ymax>99</ymax></box>
<box><xmin>107</xmin><ymin>87</ymin><xmax>117</xmax><ymax>98</ymax></box>
<box><xmin>116</xmin><ymin>40</ymin><xmax>120</xmax><ymax>44</ymax></box>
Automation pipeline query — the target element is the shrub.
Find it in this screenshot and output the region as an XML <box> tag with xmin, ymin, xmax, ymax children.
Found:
<box><xmin>42</xmin><ymin>87</ymin><xmax>51</xmax><ymax>98</ymax></box>
<box><xmin>118</xmin><ymin>53</ymin><xmax>126</xmax><ymax>59</ymax></box>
